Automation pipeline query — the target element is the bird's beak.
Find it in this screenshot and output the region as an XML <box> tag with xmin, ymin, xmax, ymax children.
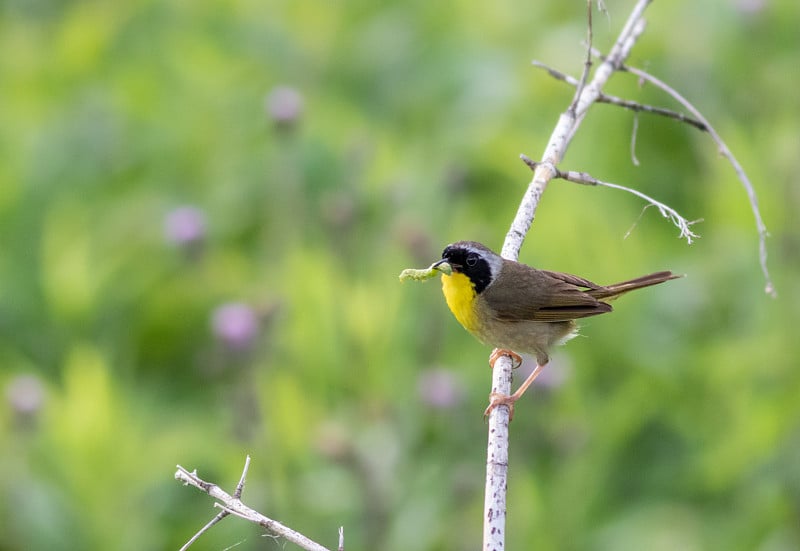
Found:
<box><xmin>430</xmin><ymin>259</ymin><xmax>453</xmax><ymax>275</ymax></box>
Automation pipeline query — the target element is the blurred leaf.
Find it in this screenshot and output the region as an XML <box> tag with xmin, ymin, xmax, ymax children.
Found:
<box><xmin>41</xmin><ymin>201</ymin><xmax>94</xmax><ymax>323</ymax></box>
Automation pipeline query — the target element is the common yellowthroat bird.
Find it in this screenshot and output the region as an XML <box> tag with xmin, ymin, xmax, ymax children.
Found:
<box><xmin>431</xmin><ymin>241</ymin><xmax>680</xmax><ymax>418</ymax></box>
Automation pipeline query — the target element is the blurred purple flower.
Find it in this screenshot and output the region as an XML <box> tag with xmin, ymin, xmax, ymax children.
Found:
<box><xmin>165</xmin><ymin>206</ymin><xmax>206</xmax><ymax>248</ymax></box>
<box><xmin>315</xmin><ymin>420</ymin><xmax>354</xmax><ymax>461</ymax></box>
<box><xmin>417</xmin><ymin>368</ymin><xmax>465</xmax><ymax>410</ymax></box>
<box><xmin>6</xmin><ymin>374</ymin><xmax>45</xmax><ymax>417</ymax></box>
<box><xmin>265</xmin><ymin>86</ymin><xmax>303</xmax><ymax>127</ymax></box>
<box><xmin>735</xmin><ymin>0</ymin><xmax>766</xmax><ymax>15</ymax></box>
<box><xmin>212</xmin><ymin>302</ymin><xmax>260</xmax><ymax>351</ymax></box>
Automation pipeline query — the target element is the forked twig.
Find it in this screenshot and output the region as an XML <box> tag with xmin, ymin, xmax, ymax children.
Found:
<box><xmin>175</xmin><ymin>456</ymin><xmax>335</xmax><ymax>551</ymax></box>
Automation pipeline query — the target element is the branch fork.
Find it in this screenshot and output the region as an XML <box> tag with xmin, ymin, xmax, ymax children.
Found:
<box><xmin>486</xmin><ymin>0</ymin><xmax>770</xmax><ymax>548</ymax></box>
<box><xmin>174</xmin><ymin>3</ymin><xmax>773</xmax><ymax>551</ymax></box>
<box><xmin>175</xmin><ymin>456</ymin><xmax>337</xmax><ymax>551</ymax></box>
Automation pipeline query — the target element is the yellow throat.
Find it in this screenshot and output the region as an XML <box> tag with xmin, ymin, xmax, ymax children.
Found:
<box><xmin>441</xmin><ymin>272</ymin><xmax>479</xmax><ymax>333</ymax></box>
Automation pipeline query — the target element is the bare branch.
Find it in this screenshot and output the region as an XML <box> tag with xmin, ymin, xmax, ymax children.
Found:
<box><xmin>175</xmin><ymin>457</ymin><xmax>332</xmax><ymax>551</ymax></box>
<box><xmin>531</xmin><ymin>60</ymin><xmax>574</xmax><ymax>83</ymax></box>
<box><xmin>537</xmin><ymin>47</ymin><xmax>772</xmax><ymax>295</ymax></box>
<box><xmin>486</xmin><ymin>2</ymin><xmax>655</xmax><ymax>550</ymax></box>
<box><xmin>531</xmin><ymin>60</ymin><xmax>708</xmax><ymax>130</ymax></box>
<box><xmin>618</xmin><ymin>62</ymin><xmax>776</xmax><ymax>296</ymax></box>
<box><xmin>600</xmin><ymin>93</ymin><xmax>708</xmax><ymax>130</ymax></box>
<box><xmin>179</xmin><ymin>511</ymin><xmax>229</xmax><ymax>551</ymax></box>
<box><xmin>567</xmin><ymin>174</ymin><xmax>700</xmax><ymax>241</ymax></box>
<box><xmin>503</xmin><ymin>0</ymin><xmax>652</xmax><ymax>261</ymax></box>
<box><xmin>520</xmin><ymin>155</ymin><xmax>701</xmax><ymax>243</ymax></box>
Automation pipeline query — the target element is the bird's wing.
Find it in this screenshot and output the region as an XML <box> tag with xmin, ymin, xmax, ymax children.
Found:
<box><xmin>482</xmin><ymin>263</ymin><xmax>612</xmax><ymax>322</ymax></box>
<box><xmin>538</xmin><ymin>269</ymin><xmax>602</xmax><ymax>290</ymax></box>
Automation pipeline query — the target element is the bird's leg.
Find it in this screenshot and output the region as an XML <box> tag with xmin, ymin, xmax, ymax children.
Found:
<box><xmin>489</xmin><ymin>348</ymin><xmax>522</xmax><ymax>369</ymax></box>
<box><xmin>484</xmin><ymin>362</ymin><xmax>547</xmax><ymax>421</ymax></box>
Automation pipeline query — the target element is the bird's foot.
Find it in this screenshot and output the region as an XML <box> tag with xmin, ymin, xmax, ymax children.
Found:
<box><xmin>489</xmin><ymin>348</ymin><xmax>522</xmax><ymax>369</ymax></box>
<box><xmin>483</xmin><ymin>362</ymin><xmax>547</xmax><ymax>422</ymax></box>
<box><xmin>484</xmin><ymin>392</ymin><xmax>518</xmax><ymax>421</ymax></box>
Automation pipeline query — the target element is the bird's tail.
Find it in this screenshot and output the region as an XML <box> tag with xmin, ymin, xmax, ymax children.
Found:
<box><xmin>589</xmin><ymin>271</ymin><xmax>681</xmax><ymax>300</ymax></box>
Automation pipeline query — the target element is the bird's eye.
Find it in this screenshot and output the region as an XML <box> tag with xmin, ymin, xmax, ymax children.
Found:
<box><xmin>466</xmin><ymin>253</ymin><xmax>478</xmax><ymax>267</ymax></box>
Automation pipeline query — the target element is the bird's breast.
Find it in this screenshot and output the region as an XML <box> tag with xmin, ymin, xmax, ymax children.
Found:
<box><xmin>441</xmin><ymin>272</ymin><xmax>480</xmax><ymax>333</ymax></box>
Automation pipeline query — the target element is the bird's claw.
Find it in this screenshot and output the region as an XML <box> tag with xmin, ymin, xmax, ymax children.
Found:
<box><xmin>489</xmin><ymin>348</ymin><xmax>522</xmax><ymax>369</ymax></box>
<box><xmin>483</xmin><ymin>391</ymin><xmax>517</xmax><ymax>421</ymax></box>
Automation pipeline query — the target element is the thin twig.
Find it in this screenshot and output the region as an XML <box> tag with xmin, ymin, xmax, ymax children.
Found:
<box><xmin>176</xmin><ymin>457</ymin><xmax>332</xmax><ymax>551</ymax></box>
<box><xmin>598</xmin><ymin>92</ymin><xmax>707</xmax><ymax>130</ymax></box>
<box><xmin>532</xmin><ymin>60</ymin><xmax>707</xmax><ymax>130</ymax></box>
<box><xmin>521</xmin><ymin>155</ymin><xmax>701</xmax><ymax>243</ymax></box>
<box><xmin>531</xmin><ymin>59</ymin><xmax>574</xmax><ymax>83</ymax></box>
<box><xmin>179</xmin><ymin>511</ymin><xmax>229</xmax><ymax>551</ymax></box>
<box><xmin>569</xmin><ymin>0</ymin><xmax>594</xmax><ymax>117</ymax></box>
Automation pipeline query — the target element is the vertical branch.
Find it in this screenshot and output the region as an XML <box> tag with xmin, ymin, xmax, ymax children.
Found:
<box><xmin>501</xmin><ymin>1</ymin><xmax>651</xmax><ymax>261</ymax></box>
<box><xmin>482</xmin><ymin>361</ymin><xmax>513</xmax><ymax>551</ymax></box>
<box><xmin>483</xmin><ymin>1</ymin><xmax>654</xmax><ymax>549</ymax></box>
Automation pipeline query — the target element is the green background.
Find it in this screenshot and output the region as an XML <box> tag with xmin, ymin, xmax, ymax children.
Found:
<box><xmin>1</xmin><ymin>0</ymin><xmax>798</xmax><ymax>549</ymax></box>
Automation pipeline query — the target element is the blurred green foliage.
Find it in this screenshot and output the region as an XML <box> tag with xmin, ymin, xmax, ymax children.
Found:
<box><xmin>1</xmin><ymin>0</ymin><xmax>799</xmax><ymax>549</ymax></box>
